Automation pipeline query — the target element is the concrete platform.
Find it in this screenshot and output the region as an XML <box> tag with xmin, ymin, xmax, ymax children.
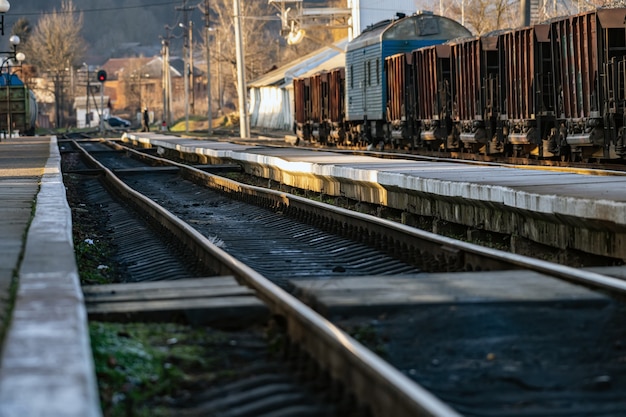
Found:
<box><xmin>0</xmin><ymin>137</ymin><xmax>101</xmax><ymax>417</ymax></box>
<box><xmin>291</xmin><ymin>270</ymin><xmax>610</xmax><ymax>316</ymax></box>
<box><xmin>121</xmin><ymin>133</ymin><xmax>626</xmax><ymax>260</ymax></box>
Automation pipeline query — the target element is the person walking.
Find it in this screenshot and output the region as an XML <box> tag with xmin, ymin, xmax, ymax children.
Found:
<box><xmin>142</xmin><ymin>108</ymin><xmax>150</xmax><ymax>132</ymax></box>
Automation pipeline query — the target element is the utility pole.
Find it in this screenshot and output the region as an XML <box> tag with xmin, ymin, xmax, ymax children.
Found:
<box><xmin>189</xmin><ymin>20</ymin><xmax>194</xmax><ymax>115</ymax></box>
<box><xmin>177</xmin><ymin>0</ymin><xmax>195</xmax><ymax>133</ymax></box>
<box><xmin>233</xmin><ymin>0</ymin><xmax>249</xmax><ymax>139</ymax></box>
<box><xmin>161</xmin><ymin>37</ymin><xmax>169</xmax><ymax>128</ymax></box>
<box><xmin>163</xmin><ymin>25</ymin><xmax>175</xmax><ymax>128</ymax></box>
<box><xmin>84</xmin><ymin>64</ymin><xmax>90</xmax><ymax>127</ymax></box>
<box><xmin>202</xmin><ymin>0</ymin><xmax>213</xmax><ymax>136</ymax></box>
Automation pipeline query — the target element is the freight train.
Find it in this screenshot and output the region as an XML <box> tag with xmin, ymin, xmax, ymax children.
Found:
<box><xmin>294</xmin><ymin>7</ymin><xmax>626</xmax><ymax>161</ymax></box>
<box><xmin>0</xmin><ymin>73</ymin><xmax>37</xmax><ymax>136</ymax></box>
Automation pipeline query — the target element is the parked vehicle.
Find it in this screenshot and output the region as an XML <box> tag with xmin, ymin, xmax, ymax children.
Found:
<box><xmin>106</xmin><ymin>116</ymin><xmax>131</xmax><ymax>128</ymax></box>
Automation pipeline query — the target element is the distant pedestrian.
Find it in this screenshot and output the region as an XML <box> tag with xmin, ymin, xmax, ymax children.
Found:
<box><xmin>161</xmin><ymin>120</ymin><xmax>168</xmax><ymax>132</ymax></box>
<box><xmin>142</xmin><ymin>108</ymin><xmax>150</xmax><ymax>132</ymax></box>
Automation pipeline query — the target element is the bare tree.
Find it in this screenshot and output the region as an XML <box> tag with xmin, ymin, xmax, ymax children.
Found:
<box><xmin>22</xmin><ymin>0</ymin><xmax>86</xmax><ymax>128</ymax></box>
<box><xmin>195</xmin><ymin>0</ymin><xmax>278</xmax><ymax>113</ymax></box>
<box><xmin>574</xmin><ymin>0</ymin><xmax>626</xmax><ymax>13</ymax></box>
<box><xmin>198</xmin><ymin>0</ymin><xmax>347</xmax><ymax>113</ymax></box>
<box><xmin>11</xmin><ymin>18</ymin><xmax>33</xmax><ymax>46</ymax></box>
<box><xmin>445</xmin><ymin>0</ymin><xmax>517</xmax><ymax>34</ymax></box>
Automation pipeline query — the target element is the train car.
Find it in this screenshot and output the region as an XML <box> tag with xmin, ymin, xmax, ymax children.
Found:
<box><xmin>309</xmin><ymin>72</ymin><xmax>327</xmax><ymax>143</ymax></box>
<box><xmin>345</xmin><ymin>11</ymin><xmax>472</xmax><ymax>147</ymax></box>
<box><xmin>385</xmin><ymin>52</ymin><xmax>416</xmax><ymax>148</ymax></box>
<box><xmin>294</xmin><ymin>68</ymin><xmax>345</xmax><ymax>144</ymax></box>
<box><xmin>0</xmin><ymin>73</ymin><xmax>37</xmax><ymax>136</ymax></box>
<box><xmin>293</xmin><ymin>76</ymin><xmax>311</xmax><ymax>142</ymax></box>
<box><xmin>550</xmin><ymin>8</ymin><xmax>626</xmax><ymax>160</ymax></box>
<box><xmin>448</xmin><ymin>32</ymin><xmax>502</xmax><ymax>154</ymax></box>
<box><xmin>499</xmin><ymin>23</ymin><xmax>555</xmax><ymax>158</ymax></box>
<box><xmin>413</xmin><ymin>43</ymin><xmax>452</xmax><ymax>149</ymax></box>
<box><xmin>327</xmin><ymin>67</ymin><xmax>346</xmax><ymax>143</ymax></box>
<box><xmin>294</xmin><ymin>7</ymin><xmax>626</xmax><ymax>162</ymax></box>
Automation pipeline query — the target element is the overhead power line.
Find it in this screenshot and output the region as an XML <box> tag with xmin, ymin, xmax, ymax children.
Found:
<box><xmin>14</xmin><ymin>1</ymin><xmax>180</xmax><ymax>17</ymax></box>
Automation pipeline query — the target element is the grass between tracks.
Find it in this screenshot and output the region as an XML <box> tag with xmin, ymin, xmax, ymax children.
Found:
<box><xmin>89</xmin><ymin>322</ymin><xmax>237</xmax><ymax>417</ymax></box>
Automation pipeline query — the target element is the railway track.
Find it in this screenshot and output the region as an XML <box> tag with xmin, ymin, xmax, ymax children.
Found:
<box><xmin>61</xmin><ymin>138</ymin><xmax>626</xmax><ymax>416</ymax></box>
<box><xmin>145</xmin><ymin>127</ymin><xmax>626</xmax><ymax>174</ymax></box>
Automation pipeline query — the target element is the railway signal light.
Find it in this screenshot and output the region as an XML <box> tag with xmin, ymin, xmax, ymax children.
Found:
<box><xmin>97</xmin><ymin>70</ymin><xmax>107</xmax><ymax>83</ymax></box>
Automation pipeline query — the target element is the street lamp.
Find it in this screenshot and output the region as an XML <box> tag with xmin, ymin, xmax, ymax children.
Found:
<box><xmin>0</xmin><ymin>0</ymin><xmax>10</xmax><ymax>36</ymax></box>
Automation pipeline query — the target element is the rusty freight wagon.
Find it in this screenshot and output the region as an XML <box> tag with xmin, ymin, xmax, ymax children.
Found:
<box><xmin>499</xmin><ymin>23</ymin><xmax>555</xmax><ymax>158</ymax></box>
<box><xmin>385</xmin><ymin>52</ymin><xmax>416</xmax><ymax>148</ymax></box>
<box><xmin>551</xmin><ymin>7</ymin><xmax>626</xmax><ymax>160</ymax></box>
<box><xmin>327</xmin><ymin>67</ymin><xmax>346</xmax><ymax>143</ymax></box>
<box><xmin>294</xmin><ymin>68</ymin><xmax>345</xmax><ymax>144</ymax></box>
<box><xmin>413</xmin><ymin>43</ymin><xmax>453</xmax><ymax>149</ymax></box>
<box><xmin>449</xmin><ymin>32</ymin><xmax>502</xmax><ymax>154</ymax></box>
<box><xmin>293</xmin><ymin>76</ymin><xmax>311</xmax><ymax>142</ymax></box>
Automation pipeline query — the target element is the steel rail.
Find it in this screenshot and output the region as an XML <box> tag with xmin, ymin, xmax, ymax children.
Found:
<box><xmin>75</xmin><ymin>141</ymin><xmax>463</xmax><ymax>417</ymax></box>
<box><xmin>106</xmin><ymin>138</ymin><xmax>626</xmax><ymax>295</ymax></box>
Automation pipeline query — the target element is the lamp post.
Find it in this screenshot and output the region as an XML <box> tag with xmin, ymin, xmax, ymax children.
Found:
<box><xmin>0</xmin><ymin>0</ymin><xmax>10</xmax><ymax>36</ymax></box>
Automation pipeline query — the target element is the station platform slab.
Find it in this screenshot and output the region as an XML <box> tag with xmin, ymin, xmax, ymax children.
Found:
<box><xmin>122</xmin><ymin>133</ymin><xmax>626</xmax><ymax>260</ymax></box>
<box><xmin>291</xmin><ymin>269</ymin><xmax>611</xmax><ymax>316</ymax></box>
<box><xmin>0</xmin><ymin>136</ymin><xmax>100</xmax><ymax>417</ymax></box>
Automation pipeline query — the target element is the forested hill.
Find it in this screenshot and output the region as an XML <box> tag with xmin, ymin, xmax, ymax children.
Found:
<box><xmin>8</xmin><ymin>1</ymin><xmax>177</xmax><ymax>54</ymax></box>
